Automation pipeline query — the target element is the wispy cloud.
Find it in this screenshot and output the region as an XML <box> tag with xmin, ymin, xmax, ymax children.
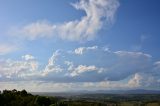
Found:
<box><xmin>0</xmin><ymin>44</ymin><xmax>18</xmax><ymax>55</ymax></box>
<box><xmin>131</xmin><ymin>34</ymin><xmax>149</xmax><ymax>51</ymax></box>
<box><xmin>74</xmin><ymin>46</ymin><xmax>98</xmax><ymax>55</ymax></box>
<box><xmin>11</xmin><ymin>0</ymin><xmax>119</xmax><ymax>41</ymax></box>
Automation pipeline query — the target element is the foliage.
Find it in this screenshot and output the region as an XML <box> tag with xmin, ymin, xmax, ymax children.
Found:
<box><xmin>0</xmin><ymin>89</ymin><xmax>55</xmax><ymax>106</ymax></box>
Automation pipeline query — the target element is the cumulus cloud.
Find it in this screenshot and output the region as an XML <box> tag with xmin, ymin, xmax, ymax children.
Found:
<box><xmin>0</xmin><ymin>46</ymin><xmax>153</xmax><ymax>82</ymax></box>
<box><xmin>128</xmin><ymin>73</ymin><xmax>160</xmax><ymax>89</ymax></box>
<box><xmin>0</xmin><ymin>44</ymin><xmax>18</xmax><ymax>55</ymax></box>
<box><xmin>1</xmin><ymin>75</ymin><xmax>158</xmax><ymax>92</ymax></box>
<box><xmin>42</xmin><ymin>50</ymin><xmax>63</xmax><ymax>76</ymax></box>
<box><xmin>11</xmin><ymin>0</ymin><xmax>119</xmax><ymax>41</ymax></box>
<box><xmin>68</xmin><ymin>65</ymin><xmax>104</xmax><ymax>77</ymax></box>
<box><xmin>45</xmin><ymin>47</ymin><xmax>158</xmax><ymax>84</ymax></box>
<box><xmin>0</xmin><ymin>55</ymin><xmax>38</xmax><ymax>80</ymax></box>
<box><xmin>128</xmin><ymin>73</ymin><xmax>143</xmax><ymax>88</ymax></box>
<box><xmin>0</xmin><ymin>46</ymin><xmax>159</xmax><ymax>90</ymax></box>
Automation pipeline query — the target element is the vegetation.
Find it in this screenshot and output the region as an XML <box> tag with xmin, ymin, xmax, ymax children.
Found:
<box><xmin>0</xmin><ymin>89</ymin><xmax>160</xmax><ymax>106</ymax></box>
<box><xmin>0</xmin><ymin>89</ymin><xmax>56</xmax><ymax>106</ymax></box>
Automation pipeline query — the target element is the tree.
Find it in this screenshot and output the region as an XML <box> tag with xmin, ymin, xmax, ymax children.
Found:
<box><xmin>36</xmin><ymin>96</ymin><xmax>51</xmax><ymax>106</ymax></box>
<box><xmin>21</xmin><ymin>89</ymin><xmax>27</xmax><ymax>96</ymax></box>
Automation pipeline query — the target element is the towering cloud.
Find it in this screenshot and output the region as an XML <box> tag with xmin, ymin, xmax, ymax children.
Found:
<box><xmin>0</xmin><ymin>46</ymin><xmax>160</xmax><ymax>91</ymax></box>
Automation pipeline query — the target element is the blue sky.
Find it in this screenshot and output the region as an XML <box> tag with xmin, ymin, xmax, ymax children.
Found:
<box><xmin>0</xmin><ymin>0</ymin><xmax>160</xmax><ymax>92</ymax></box>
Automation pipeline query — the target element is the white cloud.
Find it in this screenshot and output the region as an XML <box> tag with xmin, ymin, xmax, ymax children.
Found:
<box><xmin>0</xmin><ymin>77</ymin><xmax>158</xmax><ymax>92</ymax></box>
<box><xmin>75</xmin><ymin>47</ymin><xmax>84</xmax><ymax>55</ymax></box>
<box><xmin>128</xmin><ymin>73</ymin><xmax>143</xmax><ymax>88</ymax></box>
<box><xmin>0</xmin><ymin>46</ymin><xmax>152</xmax><ymax>82</ymax></box>
<box><xmin>69</xmin><ymin>65</ymin><xmax>104</xmax><ymax>77</ymax></box>
<box><xmin>0</xmin><ymin>46</ymin><xmax>159</xmax><ymax>90</ymax></box>
<box><xmin>114</xmin><ymin>51</ymin><xmax>152</xmax><ymax>58</ymax></box>
<box><xmin>80</xmin><ymin>73</ymin><xmax>160</xmax><ymax>90</ymax></box>
<box><xmin>0</xmin><ymin>55</ymin><xmax>38</xmax><ymax>79</ymax></box>
<box><xmin>74</xmin><ymin>46</ymin><xmax>98</xmax><ymax>55</ymax></box>
<box><xmin>22</xmin><ymin>54</ymin><xmax>35</xmax><ymax>61</ymax></box>
<box><xmin>0</xmin><ymin>80</ymin><xmax>138</xmax><ymax>92</ymax></box>
<box><xmin>42</xmin><ymin>50</ymin><xmax>63</xmax><ymax>76</ymax></box>
<box><xmin>35</xmin><ymin>46</ymin><xmax>153</xmax><ymax>83</ymax></box>
<box><xmin>13</xmin><ymin>21</ymin><xmax>56</xmax><ymax>40</ymax></box>
<box><xmin>11</xmin><ymin>0</ymin><xmax>119</xmax><ymax>41</ymax></box>
<box><xmin>0</xmin><ymin>44</ymin><xmax>18</xmax><ymax>55</ymax></box>
<box><xmin>0</xmin><ymin>74</ymin><xmax>159</xmax><ymax>92</ymax></box>
<box><xmin>154</xmin><ymin>61</ymin><xmax>160</xmax><ymax>67</ymax></box>
<box><xmin>65</xmin><ymin>61</ymin><xmax>74</xmax><ymax>71</ymax></box>
<box><xmin>128</xmin><ymin>73</ymin><xmax>160</xmax><ymax>89</ymax></box>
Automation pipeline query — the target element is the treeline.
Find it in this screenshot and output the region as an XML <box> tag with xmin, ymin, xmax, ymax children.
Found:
<box><xmin>0</xmin><ymin>89</ymin><xmax>59</xmax><ymax>106</ymax></box>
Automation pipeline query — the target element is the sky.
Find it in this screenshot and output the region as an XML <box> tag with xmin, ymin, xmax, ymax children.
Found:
<box><xmin>0</xmin><ymin>0</ymin><xmax>160</xmax><ymax>92</ymax></box>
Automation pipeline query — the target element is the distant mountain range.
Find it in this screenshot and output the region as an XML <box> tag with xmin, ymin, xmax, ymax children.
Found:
<box><xmin>90</xmin><ymin>89</ymin><xmax>160</xmax><ymax>94</ymax></box>
<box><xmin>32</xmin><ymin>89</ymin><xmax>160</xmax><ymax>97</ymax></box>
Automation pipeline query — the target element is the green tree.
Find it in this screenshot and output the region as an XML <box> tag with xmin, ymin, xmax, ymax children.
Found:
<box><xmin>36</xmin><ymin>96</ymin><xmax>51</xmax><ymax>106</ymax></box>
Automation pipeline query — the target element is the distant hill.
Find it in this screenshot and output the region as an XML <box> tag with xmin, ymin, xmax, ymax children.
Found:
<box><xmin>32</xmin><ymin>89</ymin><xmax>160</xmax><ymax>97</ymax></box>
<box><xmin>92</xmin><ymin>89</ymin><xmax>160</xmax><ymax>94</ymax></box>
